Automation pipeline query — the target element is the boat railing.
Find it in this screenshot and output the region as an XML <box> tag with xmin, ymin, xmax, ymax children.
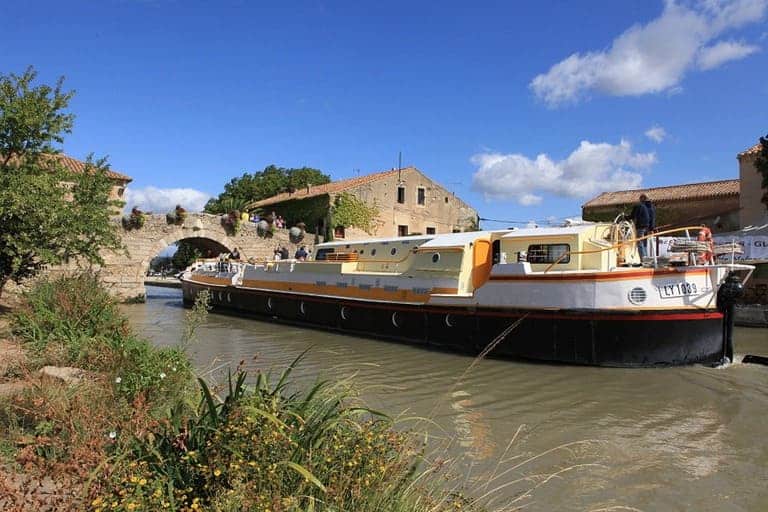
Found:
<box><xmin>542</xmin><ymin>225</ymin><xmax>728</xmax><ymax>273</ymax></box>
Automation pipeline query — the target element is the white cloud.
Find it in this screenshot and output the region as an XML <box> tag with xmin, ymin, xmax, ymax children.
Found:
<box><xmin>645</xmin><ymin>125</ymin><xmax>668</xmax><ymax>142</ymax></box>
<box><xmin>531</xmin><ymin>0</ymin><xmax>767</xmax><ymax>106</ymax></box>
<box><xmin>471</xmin><ymin>139</ymin><xmax>655</xmax><ymax>205</ymax></box>
<box><xmin>124</xmin><ymin>186</ymin><xmax>212</xmax><ymax>213</ymax></box>
<box><xmin>697</xmin><ymin>39</ymin><xmax>759</xmax><ymax>69</ymax></box>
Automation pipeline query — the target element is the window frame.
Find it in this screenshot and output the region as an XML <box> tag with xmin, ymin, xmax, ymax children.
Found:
<box><xmin>526</xmin><ymin>243</ymin><xmax>571</xmax><ymax>264</ymax></box>
<box><xmin>417</xmin><ymin>187</ymin><xmax>426</xmax><ymax>206</ymax></box>
<box><xmin>397</xmin><ymin>186</ymin><xmax>406</xmax><ymax>204</ymax></box>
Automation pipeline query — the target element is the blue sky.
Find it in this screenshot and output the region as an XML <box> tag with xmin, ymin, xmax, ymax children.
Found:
<box><xmin>2</xmin><ymin>0</ymin><xmax>766</xmax><ymax>228</ymax></box>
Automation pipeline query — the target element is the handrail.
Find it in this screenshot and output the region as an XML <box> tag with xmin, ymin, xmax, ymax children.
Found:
<box><xmin>542</xmin><ymin>225</ymin><xmax>712</xmax><ymax>273</ymax></box>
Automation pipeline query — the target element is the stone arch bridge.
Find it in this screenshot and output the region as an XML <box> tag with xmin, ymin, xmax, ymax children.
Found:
<box><xmin>98</xmin><ymin>213</ymin><xmax>313</xmax><ymax>301</ymax></box>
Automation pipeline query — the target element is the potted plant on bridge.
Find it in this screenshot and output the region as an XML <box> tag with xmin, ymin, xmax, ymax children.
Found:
<box><xmin>122</xmin><ymin>206</ymin><xmax>146</xmax><ymax>230</ymax></box>
<box><xmin>166</xmin><ymin>204</ymin><xmax>187</xmax><ymax>225</ymax></box>
<box><xmin>221</xmin><ymin>210</ymin><xmax>241</xmax><ymax>235</ymax></box>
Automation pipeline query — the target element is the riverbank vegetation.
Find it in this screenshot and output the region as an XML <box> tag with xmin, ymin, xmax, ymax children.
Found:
<box><xmin>0</xmin><ymin>274</ymin><xmax>485</xmax><ymax>511</ymax></box>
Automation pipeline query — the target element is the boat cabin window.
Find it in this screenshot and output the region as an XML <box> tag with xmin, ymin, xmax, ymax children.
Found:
<box><xmin>526</xmin><ymin>244</ymin><xmax>570</xmax><ymax>264</ymax></box>
<box><xmin>315</xmin><ymin>248</ymin><xmax>335</xmax><ymax>261</ymax></box>
<box><xmin>492</xmin><ymin>239</ymin><xmax>501</xmax><ymax>264</ymax></box>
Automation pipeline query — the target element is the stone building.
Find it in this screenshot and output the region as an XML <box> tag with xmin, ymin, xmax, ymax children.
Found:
<box><xmin>582</xmin><ymin>179</ymin><xmax>741</xmax><ymax>233</ymax></box>
<box><xmin>247</xmin><ymin>166</ymin><xmax>478</xmax><ymax>240</ymax></box>
<box><xmin>738</xmin><ymin>142</ymin><xmax>768</xmax><ymax>228</ymax></box>
<box><xmin>54</xmin><ymin>153</ymin><xmax>132</xmax><ymax>203</ymax></box>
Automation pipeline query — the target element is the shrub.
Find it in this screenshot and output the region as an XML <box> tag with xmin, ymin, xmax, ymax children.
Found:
<box><xmin>11</xmin><ymin>273</ymin><xmax>192</xmax><ymax>403</ymax></box>
<box><xmin>94</xmin><ymin>355</ymin><xmax>483</xmax><ymax>512</ymax></box>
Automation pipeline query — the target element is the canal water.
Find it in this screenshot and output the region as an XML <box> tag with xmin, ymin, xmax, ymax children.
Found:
<box><xmin>123</xmin><ymin>287</ymin><xmax>768</xmax><ymax>512</ymax></box>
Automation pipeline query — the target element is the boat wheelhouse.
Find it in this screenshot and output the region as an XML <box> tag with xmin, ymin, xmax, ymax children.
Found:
<box><xmin>181</xmin><ymin>221</ymin><xmax>753</xmax><ymax>367</ymax></box>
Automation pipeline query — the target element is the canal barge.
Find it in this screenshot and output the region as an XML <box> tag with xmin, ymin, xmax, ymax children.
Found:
<box><xmin>181</xmin><ymin>222</ymin><xmax>754</xmax><ymax>367</ymax></box>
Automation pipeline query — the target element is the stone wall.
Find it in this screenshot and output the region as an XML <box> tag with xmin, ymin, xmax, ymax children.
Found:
<box><xmin>739</xmin><ymin>153</ymin><xmax>768</xmax><ymax>228</ymax></box>
<box><xmin>343</xmin><ymin>167</ymin><xmax>477</xmax><ymax>239</ymax></box>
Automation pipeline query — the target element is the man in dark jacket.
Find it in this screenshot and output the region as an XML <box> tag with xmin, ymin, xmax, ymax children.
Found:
<box><xmin>631</xmin><ymin>194</ymin><xmax>655</xmax><ymax>258</ymax></box>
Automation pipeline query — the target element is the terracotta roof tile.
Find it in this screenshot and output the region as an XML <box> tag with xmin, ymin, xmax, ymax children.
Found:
<box><xmin>738</xmin><ymin>142</ymin><xmax>763</xmax><ymax>158</ymax></box>
<box><xmin>4</xmin><ymin>152</ymin><xmax>132</xmax><ymax>182</ymax></box>
<box><xmin>582</xmin><ymin>179</ymin><xmax>739</xmax><ymax>208</ymax></box>
<box><xmin>49</xmin><ymin>153</ymin><xmax>132</xmax><ymax>182</ymax></box>
<box><xmin>246</xmin><ymin>167</ymin><xmax>407</xmax><ymax>209</ymax></box>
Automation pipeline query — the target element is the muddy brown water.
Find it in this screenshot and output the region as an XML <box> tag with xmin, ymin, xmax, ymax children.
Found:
<box><xmin>123</xmin><ymin>287</ymin><xmax>768</xmax><ymax>511</ymax></box>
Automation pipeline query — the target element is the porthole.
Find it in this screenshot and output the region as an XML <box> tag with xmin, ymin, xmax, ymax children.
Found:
<box><xmin>299</xmin><ymin>301</ymin><xmax>306</xmax><ymax>315</ymax></box>
<box><xmin>628</xmin><ymin>287</ymin><xmax>647</xmax><ymax>305</ymax></box>
<box><xmin>445</xmin><ymin>314</ymin><xmax>453</xmax><ymax>327</ymax></box>
<box><xmin>359</xmin><ymin>250</ymin><xmax>364</xmax><ymax>255</ymax></box>
<box><xmin>432</xmin><ymin>253</ymin><xmax>440</xmax><ymax>263</ymax></box>
<box><xmin>227</xmin><ymin>293</ymin><xmax>232</xmax><ymax>303</ymax></box>
<box><xmin>341</xmin><ymin>306</ymin><xmax>349</xmax><ymax>320</ymax></box>
<box><xmin>371</xmin><ymin>248</ymin><xmax>377</xmax><ymax>256</ymax></box>
<box><xmin>391</xmin><ymin>312</ymin><xmax>399</xmax><ymax>327</ymax></box>
<box><xmin>267</xmin><ymin>297</ymin><xmax>274</xmax><ymax>311</ymax></box>
<box><xmin>390</xmin><ymin>248</ymin><xmax>397</xmax><ymax>256</ymax></box>
<box><xmin>218</xmin><ymin>291</ymin><xmax>223</xmax><ymax>302</ymax></box>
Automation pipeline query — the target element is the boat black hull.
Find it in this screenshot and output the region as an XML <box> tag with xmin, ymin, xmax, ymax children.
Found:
<box><xmin>182</xmin><ymin>281</ymin><xmax>726</xmax><ymax>367</ymax></box>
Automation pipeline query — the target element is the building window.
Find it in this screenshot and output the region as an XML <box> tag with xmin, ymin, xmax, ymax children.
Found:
<box><xmin>334</xmin><ymin>226</ymin><xmax>346</xmax><ymax>239</ymax></box>
<box><xmin>526</xmin><ymin>244</ymin><xmax>570</xmax><ymax>264</ymax></box>
<box><xmin>398</xmin><ymin>225</ymin><xmax>408</xmax><ymax>237</ymax></box>
<box><xmin>417</xmin><ymin>187</ymin><xmax>425</xmax><ymax>205</ymax></box>
<box><xmin>397</xmin><ymin>186</ymin><xmax>405</xmax><ymax>204</ymax></box>
<box><xmin>426</xmin><ymin>227</ymin><xmax>436</xmax><ymax>234</ymax></box>
<box><xmin>444</xmin><ymin>196</ymin><xmax>448</xmax><ymax>203</ymax></box>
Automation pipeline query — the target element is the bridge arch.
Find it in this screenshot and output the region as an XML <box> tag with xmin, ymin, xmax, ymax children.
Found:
<box><xmin>98</xmin><ymin>213</ymin><xmax>313</xmax><ymax>301</ymax></box>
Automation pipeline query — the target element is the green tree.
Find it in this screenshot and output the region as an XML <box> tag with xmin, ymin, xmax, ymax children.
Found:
<box><xmin>0</xmin><ymin>67</ymin><xmax>122</xmax><ymax>298</ymax></box>
<box><xmin>754</xmin><ymin>134</ymin><xmax>768</xmax><ymax>212</ymax></box>
<box><xmin>204</xmin><ymin>165</ymin><xmax>330</xmax><ymax>214</ymax></box>
<box><xmin>171</xmin><ymin>240</ymin><xmax>202</xmax><ymax>270</ymax></box>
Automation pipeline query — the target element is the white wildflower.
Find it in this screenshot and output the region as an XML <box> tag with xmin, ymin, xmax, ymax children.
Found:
<box><xmin>159</xmin><ymin>372</ymin><xmax>166</xmax><ymax>380</ymax></box>
<box><xmin>108</xmin><ymin>431</ymin><xmax>117</xmax><ymax>439</ymax></box>
<box><xmin>114</xmin><ymin>377</ymin><xmax>122</xmax><ymax>384</ymax></box>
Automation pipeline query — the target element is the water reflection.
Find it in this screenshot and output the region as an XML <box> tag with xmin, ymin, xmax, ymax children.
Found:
<box><xmin>123</xmin><ymin>287</ymin><xmax>768</xmax><ymax>511</ymax></box>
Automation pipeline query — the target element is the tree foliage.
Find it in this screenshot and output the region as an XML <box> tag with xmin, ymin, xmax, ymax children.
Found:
<box><xmin>204</xmin><ymin>165</ymin><xmax>330</xmax><ymax>214</ymax></box>
<box><xmin>172</xmin><ymin>240</ymin><xmax>202</xmax><ymax>270</ymax></box>
<box><xmin>754</xmin><ymin>134</ymin><xmax>768</xmax><ymax>212</ymax></box>
<box><xmin>0</xmin><ymin>67</ymin><xmax>122</xmax><ymax>297</ymax></box>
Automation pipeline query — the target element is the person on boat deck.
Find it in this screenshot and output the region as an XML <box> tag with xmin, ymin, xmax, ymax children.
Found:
<box><xmin>230</xmin><ymin>247</ymin><xmax>240</xmax><ymax>260</ymax></box>
<box><xmin>631</xmin><ymin>194</ymin><xmax>656</xmax><ymax>258</ymax></box>
<box><xmin>280</xmin><ymin>246</ymin><xmax>290</xmax><ymax>260</ymax></box>
<box><xmin>294</xmin><ymin>246</ymin><xmax>308</xmax><ymax>261</ymax></box>
<box><xmin>273</xmin><ymin>248</ymin><xmax>282</xmax><ymax>261</ymax></box>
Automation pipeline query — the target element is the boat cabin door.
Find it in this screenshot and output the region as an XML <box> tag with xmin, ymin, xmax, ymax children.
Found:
<box><xmin>492</xmin><ymin>239</ymin><xmax>501</xmax><ymax>264</ymax></box>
